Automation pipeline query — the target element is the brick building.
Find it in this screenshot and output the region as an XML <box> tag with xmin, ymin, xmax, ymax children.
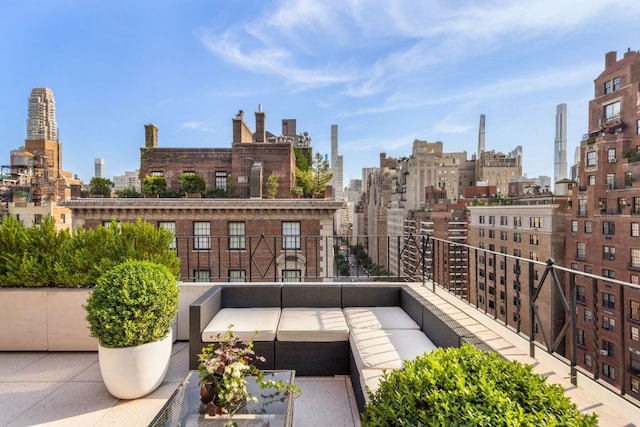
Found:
<box><xmin>63</xmin><ymin>198</ymin><xmax>343</xmax><ymax>282</ymax></box>
<box><xmin>139</xmin><ymin>106</ymin><xmax>300</xmax><ymax>199</ymax></box>
<box><xmin>566</xmin><ymin>49</ymin><xmax>640</xmax><ymax>396</ymax></box>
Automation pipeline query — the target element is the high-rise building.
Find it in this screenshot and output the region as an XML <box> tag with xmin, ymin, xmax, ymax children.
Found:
<box><xmin>27</xmin><ymin>87</ymin><xmax>58</xmax><ymax>142</ymax></box>
<box><xmin>554</xmin><ymin>103</ymin><xmax>568</xmax><ymax>187</ymax></box>
<box><xmin>330</xmin><ymin>124</ymin><xmax>343</xmax><ymax>201</ymax></box>
<box><xmin>94</xmin><ymin>158</ymin><xmax>104</xmax><ymax>178</ymax></box>
<box><xmin>566</xmin><ymin>49</ymin><xmax>640</xmax><ymax>395</ymax></box>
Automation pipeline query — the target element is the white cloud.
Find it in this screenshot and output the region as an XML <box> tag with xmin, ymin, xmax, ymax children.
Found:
<box><xmin>181</xmin><ymin>121</ymin><xmax>216</xmax><ymax>133</ymax></box>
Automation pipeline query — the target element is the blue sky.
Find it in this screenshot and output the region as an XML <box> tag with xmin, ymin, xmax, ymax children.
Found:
<box><xmin>2</xmin><ymin>0</ymin><xmax>640</xmax><ymax>186</ymax></box>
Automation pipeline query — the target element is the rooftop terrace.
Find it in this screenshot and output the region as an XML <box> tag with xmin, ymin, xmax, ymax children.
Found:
<box><xmin>1</xmin><ymin>282</ymin><xmax>638</xmax><ymax>426</ymax></box>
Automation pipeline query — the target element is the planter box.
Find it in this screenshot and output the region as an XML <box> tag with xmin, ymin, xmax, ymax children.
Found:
<box><xmin>0</xmin><ymin>288</ymin><xmax>98</xmax><ymax>351</ymax></box>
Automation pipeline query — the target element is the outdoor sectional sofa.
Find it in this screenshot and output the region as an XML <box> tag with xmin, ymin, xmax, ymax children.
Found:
<box><xmin>189</xmin><ymin>283</ymin><xmax>486</xmax><ymax>412</ymax></box>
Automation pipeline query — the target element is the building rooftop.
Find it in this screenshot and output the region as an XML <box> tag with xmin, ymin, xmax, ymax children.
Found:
<box><xmin>0</xmin><ymin>282</ymin><xmax>638</xmax><ymax>426</ymax></box>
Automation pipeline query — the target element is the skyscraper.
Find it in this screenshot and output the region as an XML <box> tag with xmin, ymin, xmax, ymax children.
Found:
<box><xmin>95</xmin><ymin>158</ymin><xmax>105</xmax><ymax>178</ymax></box>
<box><xmin>27</xmin><ymin>87</ymin><xmax>58</xmax><ymax>141</ymax></box>
<box><xmin>331</xmin><ymin>124</ymin><xmax>343</xmax><ymax>200</ymax></box>
<box><xmin>554</xmin><ymin>103</ymin><xmax>567</xmax><ymax>186</ymax></box>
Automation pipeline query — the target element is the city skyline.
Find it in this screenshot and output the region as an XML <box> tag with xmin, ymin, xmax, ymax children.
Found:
<box><xmin>2</xmin><ymin>1</ymin><xmax>640</xmax><ymax>183</ymax></box>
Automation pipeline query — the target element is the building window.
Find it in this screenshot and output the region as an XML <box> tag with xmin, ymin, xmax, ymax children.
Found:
<box><xmin>571</xmin><ymin>221</ymin><xmax>578</xmax><ymax>233</ymax></box>
<box><xmin>193</xmin><ymin>270</ymin><xmax>211</xmax><ymax>282</ymax></box>
<box><xmin>632</xmin><ymin>274</ymin><xmax>639</xmax><ymax>285</ymax></box>
<box><xmin>228</xmin><ymin>222</ymin><xmax>246</xmax><ymax>250</ymax></box>
<box><xmin>577</xmin><ymin>285</ymin><xmax>586</xmax><ymax>304</ymax></box>
<box><xmin>632</xmin><ymin>326</ymin><xmax>639</xmax><ymax>341</ymax></box>
<box><xmin>603</xmin><ymin>292</ymin><xmax>615</xmax><ymax>310</ymax></box>
<box><xmin>577</xmin><ymin>242</ymin><xmax>586</xmax><ymax>260</ymax></box>
<box><xmin>479</xmin><ymin>228</ymin><xmax>485</xmax><ymax>237</ymax></box>
<box><xmin>530</xmin><ymin>217</ymin><xmax>541</xmax><ymax>228</ymax></box>
<box><xmin>602</xmin><ymin>363</ymin><xmax>615</xmax><ymax>381</ymax></box>
<box><xmin>631</xmin><ymin>300</ymin><xmax>640</xmax><ymax>321</ymax></box>
<box><xmin>60</xmin><ymin>214</ymin><xmax>66</xmax><ymax>224</ymax></box>
<box><xmin>608</xmin><ymin>148</ymin><xmax>617</xmax><ymax>163</ymax></box>
<box><xmin>282</xmin><ymin>269</ymin><xmax>301</xmax><ymax>282</ymax></box>
<box><xmin>632</xmin><ymin>249</ymin><xmax>640</xmax><ymax>269</ymax></box>
<box><xmin>634</xmin><ymin>198</ymin><xmax>640</xmax><ymax>215</ymax></box>
<box><xmin>602</xmin><ymin>269</ymin><xmax>615</xmax><ymax>279</ymax></box>
<box><xmin>479</xmin><ymin>215</ymin><xmax>485</xmax><ymax>224</ymax></box>
<box><xmin>513</xmin><ymin>232</ymin><xmax>521</xmax><ymax>243</ymax></box>
<box><xmin>513</xmin><ymin>248</ymin><xmax>521</xmax><ymax>257</ymax></box>
<box><xmin>604</xmin><ymin>80</ymin><xmax>612</xmax><ymax>94</ymax></box>
<box><xmin>489</xmin><ymin>216</ymin><xmax>495</xmax><ymax>225</ymax></box>
<box><xmin>513</xmin><ymin>216</ymin><xmax>522</xmax><ymax>227</ymax></box>
<box><xmin>571</xmin><ymin>262</ymin><xmax>578</xmax><ymax>270</ymax></box>
<box><xmin>34</xmin><ymin>214</ymin><xmax>42</xmax><ymax>225</ymax></box>
<box><xmin>584</xmin><ymin>353</ymin><xmax>592</xmax><ymax>368</ymax></box>
<box><xmin>584</xmin><ymin>265</ymin><xmax>592</xmax><ymax>274</ymax></box>
<box><xmin>618</xmin><ymin>197</ymin><xmax>627</xmax><ymax>213</ymax></box>
<box><xmin>637</xmin><ymin>119</ymin><xmax>640</xmax><ymax>135</ymax></box>
<box><xmin>182</xmin><ymin>171</ymin><xmax>195</xmax><ymax>176</ymax></box>
<box><xmin>228</xmin><ymin>270</ymin><xmax>246</xmax><ymax>282</ymax></box>
<box><xmin>151</xmin><ymin>171</ymin><xmax>164</xmax><ymax>177</ymax></box>
<box><xmin>193</xmin><ymin>221</ymin><xmax>211</xmax><ymax>250</ymax></box>
<box><xmin>602</xmin><ymin>340</ymin><xmax>615</xmax><ymax>357</ymax></box>
<box><xmin>577</xmin><ymin>329</ymin><xmax>585</xmax><ymax>347</ymax></box>
<box><xmin>606</xmin><ymin>174</ymin><xmax>615</xmax><ymax>190</ymax></box>
<box><xmin>603</xmin><ymin>246</ymin><xmax>615</xmax><ymax>261</ymax></box>
<box><xmin>603</xmin><ymin>316</ymin><xmax>615</xmax><ymax>332</ymax></box>
<box><xmin>585</xmin><ymin>221</ymin><xmax>592</xmax><ymax>234</ymax></box>
<box><xmin>500</xmin><ymin>216</ymin><xmax>508</xmax><ymax>225</ymax></box>
<box><xmin>530</xmin><ymin>252</ymin><xmax>538</xmax><ymax>261</ymax></box>
<box><xmin>613</xmin><ymin>76</ymin><xmax>621</xmax><ymax>91</ymax></box>
<box><xmin>588</xmin><ymin>175</ymin><xmax>595</xmax><ymax>186</ymax></box>
<box><xmin>604</xmin><ymin>101</ymin><xmax>620</xmax><ymax>122</ymax></box>
<box><xmin>159</xmin><ymin>221</ymin><xmax>176</xmax><ymax>249</ymax></box>
<box><xmin>584</xmin><ymin>309</ymin><xmax>592</xmax><ymax>322</ymax></box>
<box><xmin>603</xmin><ymin>221</ymin><xmax>615</xmax><ymax>236</ymax></box>
<box><xmin>500</xmin><ymin>231</ymin><xmax>507</xmax><ymax>240</ymax></box>
<box><xmin>578</xmin><ymin>199</ymin><xmax>587</xmax><ymax>216</ymax></box>
<box><xmin>215</xmin><ymin>171</ymin><xmax>227</xmax><ymax>190</ymax></box>
<box><xmin>530</xmin><ymin>234</ymin><xmax>539</xmax><ymax>245</ymax></box>
<box><xmin>633</xmin><ymin>223</ymin><xmax>640</xmax><ymax>237</ymax></box>
<box><xmin>488</xmin><ymin>230</ymin><xmax>495</xmax><ymax>239</ymax></box>
<box><xmin>282</xmin><ymin>222</ymin><xmax>301</xmax><ymax>250</ymax></box>
<box><xmin>632</xmin><ymin>378</ymin><xmax>640</xmax><ymax>395</ymax></box>
<box><xmin>489</xmin><ymin>244</ymin><xmax>495</xmax><ymax>251</ymax></box>
<box><xmin>586</xmin><ymin>151</ymin><xmax>596</xmax><ymax>167</ymax></box>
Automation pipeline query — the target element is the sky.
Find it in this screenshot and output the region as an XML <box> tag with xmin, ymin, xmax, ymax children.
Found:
<box><xmin>2</xmin><ymin>0</ymin><xmax>640</xmax><ymax>186</ymax></box>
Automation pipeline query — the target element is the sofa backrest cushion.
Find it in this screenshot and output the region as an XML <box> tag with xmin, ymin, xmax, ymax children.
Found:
<box><xmin>342</xmin><ymin>285</ymin><xmax>401</xmax><ymax>307</ymax></box>
<box><xmin>222</xmin><ymin>285</ymin><xmax>281</xmax><ymax>307</ymax></box>
<box><xmin>282</xmin><ymin>284</ymin><xmax>341</xmax><ymax>307</ymax></box>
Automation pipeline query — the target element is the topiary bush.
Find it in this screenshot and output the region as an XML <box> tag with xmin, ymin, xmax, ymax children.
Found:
<box><xmin>85</xmin><ymin>260</ymin><xmax>179</xmax><ymax>348</ymax></box>
<box><xmin>361</xmin><ymin>344</ymin><xmax>598</xmax><ymax>427</ymax></box>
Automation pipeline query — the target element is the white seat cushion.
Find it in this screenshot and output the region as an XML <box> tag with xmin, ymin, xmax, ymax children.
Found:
<box><xmin>360</xmin><ymin>368</ymin><xmax>387</xmax><ymax>404</ymax></box>
<box><xmin>202</xmin><ymin>307</ymin><xmax>281</xmax><ymax>342</ymax></box>
<box><xmin>350</xmin><ymin>329</ymin><xmax>437</xmax><ymax>370</ymax></box>
<box><xmin>343</xmin><ymin>307</ymin><xmax>419</xmax><ymax>330</ymax></box>
<box><xmin>276</xmin><ymin>308</ymin><xmax>349</xmax><ymax>342</ymax></box>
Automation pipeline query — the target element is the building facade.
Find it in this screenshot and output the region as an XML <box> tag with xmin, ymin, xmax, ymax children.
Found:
<box><xmin>63</xmin><ymin>199</ymin><xmax>342</xmax><ymax>282</ymax></box>
<box><xmin>566</xmin><ymin>49</ymin><xmax>640</xmax><ymax>396</ymax></box>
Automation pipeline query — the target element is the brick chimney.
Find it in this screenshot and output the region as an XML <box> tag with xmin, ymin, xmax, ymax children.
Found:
<box><xmin>144</xmin><ymin>124</ymin><xmax>158</xmax><ymax>148</ymax></box>
<box><xmin>255</xmin><ymin>104</ymin><xmax>266</xmax><ymax>143</ymax></box>
<box><xmin>605</xmin><ymin>51</ymin><xmax>617</xmax><ymax>68</ymax></box>
<box><xmin>232</xmin><ymin>110</ymin><xmax>253</xmax><ymax>143</ymax></box>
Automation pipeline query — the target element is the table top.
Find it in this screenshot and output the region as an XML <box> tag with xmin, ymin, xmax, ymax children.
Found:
<box><xmin>149</xmin><ymin>370</ymin><xmax>295</xmax><ymax>427</ymax></box>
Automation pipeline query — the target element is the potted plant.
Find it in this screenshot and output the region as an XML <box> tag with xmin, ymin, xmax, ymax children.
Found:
<box><xmin>198</xmin><ymin>326</ymin><xmax>300</xmax><ymax>422</ymax></box>
<box><xmin>85</xmin><ymin>260</ymin><xmax>179</xmax><ymax>399</ymax></box>
<box><xmin>142</xmin><ymin>175</ymin><xmax>167</xmax><ymax>197</ymax></box>
<box><xmin>179</xmin><ymin>173</ymin><xmax>206</xmax><ymax>197</ymax></box>
<box><xmin>361</xmin><ymin>344</ymin><xmax>598</xmax><ymax>426</ymax></box>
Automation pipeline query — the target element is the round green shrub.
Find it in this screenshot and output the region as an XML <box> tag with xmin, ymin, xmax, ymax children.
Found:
<box><xmin>85</xmin><ymin>260</ymin><xmax>179</xmax><ymax>348</ymax></box>
<box><xmin>361</xmin><ymin>344</ymin><xmax>598</xmax><ymax>427</ymax></box>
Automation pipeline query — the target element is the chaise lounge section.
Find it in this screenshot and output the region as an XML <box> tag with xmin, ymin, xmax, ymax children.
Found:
<box><xmin>189</xmin><ymin>283</ymin><xmax>486</xmax><ymax>412</ymax></box>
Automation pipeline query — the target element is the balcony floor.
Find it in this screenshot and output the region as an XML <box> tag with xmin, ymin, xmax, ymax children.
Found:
<box><xmin>0</xmin><ymin>283</ymin><xmax>638</xmax><ymax>426</ymax></box>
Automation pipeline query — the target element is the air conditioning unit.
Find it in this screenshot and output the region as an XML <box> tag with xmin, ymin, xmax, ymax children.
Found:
<box><xmin>609</xmin><ymin>158</ymin><xmax>617</xmax><ymax>163</ymax></box>
<box><xmin>599</xmin><ymin>349</ymin><xmax>609</xmax><ymax>356</ymax></box>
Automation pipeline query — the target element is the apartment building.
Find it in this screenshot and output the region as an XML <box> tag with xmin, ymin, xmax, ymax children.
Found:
<box><xmin>63</xmin><ymin>198</ymin><xmax>342</xmax><ymax>282</ymax></box>
<box><xmin>468</xmin><ymin>201</ymin><xmax>569</xmax><ymax>347</ymax></box>
<box><xmin>566</xmin><ymin>49</ymin><xmax>640</xmax><ymax>396</ymax></box>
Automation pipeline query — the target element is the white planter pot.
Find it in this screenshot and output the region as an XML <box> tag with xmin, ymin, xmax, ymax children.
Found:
<box><xmin>98</xmin><ymin>332</ymin><xmax>172</xmax><ymax>399</ymax></box>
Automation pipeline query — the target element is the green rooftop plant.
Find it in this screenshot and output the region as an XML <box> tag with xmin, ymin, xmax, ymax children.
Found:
<box><xmin>85</xmin><ymin>260</ymin><xmax>178</xmax><ymax>348</ymax></box>
<box><xmin>361</xmin><ymin>344</ymin><xmax>598</xmax><ymax>427</ymax></box>
<box><xmin>179</xmin><ymin>173</ymin><xmax>206</xmax><ymax>195</ymax></box>
<box><xmin>142</xmin><ymin>175</ymin><xmax>167</xmax><ymax>196</ymax></box>
<box><xmin>89</xmin><ymin>177</ymin><xmax>114</xmax><ymax>197</ymax></box>
<box><xmin>0</xmin><ymin>217</ymin><xmax>179</xmax><ymax>287</ymax></box>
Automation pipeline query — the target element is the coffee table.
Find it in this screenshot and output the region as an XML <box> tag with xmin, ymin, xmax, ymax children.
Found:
<box><xmin>149</xmin><ymin>370</ymin><xmax>295</xmax><ymax>427</ymax></box>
